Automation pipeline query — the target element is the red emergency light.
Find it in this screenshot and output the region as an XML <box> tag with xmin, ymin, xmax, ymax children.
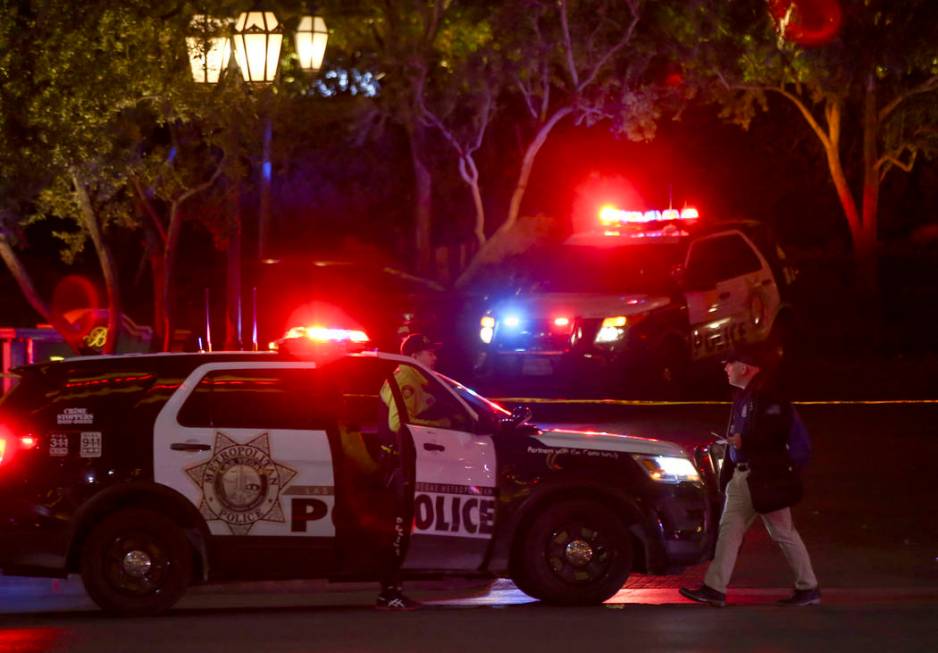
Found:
<box><xmin>598</xmin><ymin>205</ymin><xmax>700</xmax><ymax>227</ymax></box>
<box><xmin>271</xmin><ymin>324</ymin><xmax>372</xmax><ymax>360</ymax></box>
<box><xmin>0</xmin><ymin>425</ymin><xmax>38</xmax><ymax>467</ymax></box>
<box><xmin>282</xmin><ymin>325</ymin><xmax>370</xmax><ymax>344</ymax></box>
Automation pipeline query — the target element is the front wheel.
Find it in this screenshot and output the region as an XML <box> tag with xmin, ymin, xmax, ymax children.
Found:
<box><xmin>80</xmin><ymin>508</ymin><xmax>193</xmax><ymax>616</ymax></box>
<box><xmin>513</xmin><ymin>500</ymin><xmax>632</xmax><ymax>605</ymax></box>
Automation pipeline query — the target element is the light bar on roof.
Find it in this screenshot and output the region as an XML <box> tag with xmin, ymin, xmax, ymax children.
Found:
<box><xmin>598</xmin><ymin>206</ymin><xmax>700</xmax><ymax>227</ymax></box>
<box><xmin>284</xmin><ymin>325</ymin><xmax>370</xmax><ymax>343</ymax></box>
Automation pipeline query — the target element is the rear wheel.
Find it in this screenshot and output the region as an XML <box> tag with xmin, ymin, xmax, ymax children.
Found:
<box><xmin>513</xmin><ymin>500</ymin><xmax>632</xmax><ymax>605</ymax></box>
<box><xmin>80</xmin><ymin>508</ymin><xmax>192</xmax><ymax>616</ymax></box>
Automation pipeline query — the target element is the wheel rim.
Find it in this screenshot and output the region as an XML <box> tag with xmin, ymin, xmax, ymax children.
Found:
<box><xmin>103</xmin><ymin>532</ymin><xmax>173</xmax><ymax>597</ymax></box>
<box><xmin>545</xmin><ymin>520</ymin><xmax>616</xmax><ymax>585</ymax></box>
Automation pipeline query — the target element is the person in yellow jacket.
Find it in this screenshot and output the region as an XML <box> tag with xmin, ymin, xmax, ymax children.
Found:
<box><xmin>379</xmin><ymin>334</ymin><xmax>450</xmax><ymax>432</ymax></box>
<box><xmin>374</xmin><ymin>333</ymin><xmax>444</xmax><ymax>610</ymax></box>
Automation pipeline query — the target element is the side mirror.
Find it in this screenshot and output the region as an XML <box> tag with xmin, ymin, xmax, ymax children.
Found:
<box><xmin>501</xmin><ymin>404</ymin><xmax>533</xmax><ymax>428</ymax></box>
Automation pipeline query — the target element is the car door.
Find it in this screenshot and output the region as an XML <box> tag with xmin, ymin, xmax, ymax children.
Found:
<box><xmin>386</xmin><ymin>361</ymin><xmax>497</xmax><ymax>571</ymax></box>
<box><xmin>153</xmin><ymin>362</ymin><xmax>338</xmax><ymax>577</ymax></box>
<box><xmin>684</xmin><ymin>232</ymin><xmax>773</xmax><ymax>360</ymax></box>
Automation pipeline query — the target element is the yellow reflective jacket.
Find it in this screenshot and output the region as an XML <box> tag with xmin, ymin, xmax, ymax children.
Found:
<box><xmin>380</xmin><ymin>365</ymin><xmax>450</xmax><ymax>432</ymax></box>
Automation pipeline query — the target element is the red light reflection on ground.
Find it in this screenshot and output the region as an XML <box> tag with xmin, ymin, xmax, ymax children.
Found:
<box><xmin>0</xmin><ymin>628</ymin><xmax>65</xmax><ymax>652</ymax></box>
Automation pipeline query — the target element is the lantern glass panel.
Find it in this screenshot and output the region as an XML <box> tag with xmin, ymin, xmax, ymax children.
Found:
<box><xmin>296</xmin><ymin>16</ymin><xmax>328</xmax><ymax>73</ymax></box>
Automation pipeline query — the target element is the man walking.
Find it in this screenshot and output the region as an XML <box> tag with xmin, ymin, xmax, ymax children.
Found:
<box><xmin>680</xmin><ymin>343</ymin><xmax>820</xmax><ymax>607</ymax></box>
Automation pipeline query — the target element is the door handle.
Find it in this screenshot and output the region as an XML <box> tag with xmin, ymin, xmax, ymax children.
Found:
<box><xmin>423</xmin><ymin>442</ymin><xmax>446</xmax><ymax>452</ymax></box>
<box><xmin>171</xmin><ymin>442</ymin><xmax>212</xmax><ymax>452</ymax></box>
<box><xmin>718</xmin><ymin>291</ymin><xmax>731</xmax><ymax>300</ymax></box>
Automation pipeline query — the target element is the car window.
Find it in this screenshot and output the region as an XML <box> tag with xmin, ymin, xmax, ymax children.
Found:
<box><xmin>177</xmin><ymin>368</ymin><xmax>331</xmax><ymax>429</ymax></box>
<box><xmin>685</xmin><ymin>239</ymin><xmax>723</xmax><ymax>287</ymax></box>
<box><xmin>387</xmin><ymin>363</ymin><xmax>473</xmax><ymax>432</ymax></box>
<box><xmin>321</xmin><ymin>357</ymin><xmax>399</xmax><ymax>436</ymax></box>
<box><xmin>438</xmin><ymin>373</ymin><xmax>509</xmax><ymax>432</ymax></box>
<box><xmin>687</xmin><ymin>234</ymin><xmax>762</xmax><ymax>284</ymax></box>
<box><xmin>715</xmin><ymin>234</ymin><xmax>763</xmax><ymax>279</ymax></box>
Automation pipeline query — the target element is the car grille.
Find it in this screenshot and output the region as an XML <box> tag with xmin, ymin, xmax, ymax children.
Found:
<box><xmin>493</xmin><ymin>318</ymin><xmax>572</xmax><ymax>353</ymax></box>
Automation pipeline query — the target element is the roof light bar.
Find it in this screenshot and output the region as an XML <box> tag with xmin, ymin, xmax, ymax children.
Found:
<box><xmin>284</xmin><ymin>325</ymin><xmax>370</xmax><ymax>343</ymax></box>
<box><xmin>597</xmin><ymin>205</ymin><xmax>701</xmax><ymax>227</ymax></box>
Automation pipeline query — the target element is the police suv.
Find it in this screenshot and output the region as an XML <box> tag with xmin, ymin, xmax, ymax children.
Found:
<box><xmin>0</xmin><ymin>347</ymin><xmax>718</xmax><ymax>614</ymax></box>
<box><xmin>475</xmin><ymin>207</ymin><xmax>796</xmax><ymax>394</ymax></box>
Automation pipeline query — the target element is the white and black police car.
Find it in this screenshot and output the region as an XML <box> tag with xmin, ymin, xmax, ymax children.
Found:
<box><xmin>0</xmin><ymin>341</ymin><xmax>718</xmax><ymax>615</ymax></box>
<box><xmin>475</xmin><ymin>206</ymin><xmax>797</xmax><ymax>394</ymax></box>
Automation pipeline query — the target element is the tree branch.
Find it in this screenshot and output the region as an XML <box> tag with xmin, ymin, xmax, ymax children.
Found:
<box><xmin>577</xmin><ymin>0</ymin><xmax>640</xmax><ymax>93</ymax></box>
<box><xmin>879</xmin><ymin>74</ymin><xmax>938</xmax><ymax>123</ymax></box>
<box><xmin>558</xmin><ymin>0</ymin><xmax>579</xmax><ymax>89</ymax></box>
<box><xmin>876</xmin><ymin>144</ymin><xmax>917</xmax><ymax>179</ymax></box>
<box><xmin>129</xmin><ymin>175</ymin><xmax>167</xmax><ymax>245</ymax></box>
<box><xmin>516</xmin><ymin>74</ymin><xmax>539</xmax><ymax>120</ymax></box>
<box><xmin>766</xmin><ymin>86</ymin><xmax>832</xmax><ymax>150</ymax></box>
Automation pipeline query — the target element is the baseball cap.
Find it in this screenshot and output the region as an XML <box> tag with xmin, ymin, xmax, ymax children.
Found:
<box><xmin>400</xmin><ymin>333</ymin><xmax>440</xmax><ymax>357</ymax></box>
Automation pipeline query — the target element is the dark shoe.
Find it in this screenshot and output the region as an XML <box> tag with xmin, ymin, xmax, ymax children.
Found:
<box><xmin>778</xmin><ymin>587</ymin><xmax>821</xmax><ymax>606</ymax></box>
<box><xmin>679</xmin><ymin>584</ymin><xmax>726</xmax><ymax>607</ymax></box>
<box><xmin>376</xmin><ymin>589</ymin><xmax>421</xmax><ymax>611</ymax></box>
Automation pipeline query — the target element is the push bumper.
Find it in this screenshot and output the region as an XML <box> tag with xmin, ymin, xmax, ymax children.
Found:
<box><xmin>635</xmin><ymin>482</ymin><xmax>714</xmax><ymax>573</ymax></box>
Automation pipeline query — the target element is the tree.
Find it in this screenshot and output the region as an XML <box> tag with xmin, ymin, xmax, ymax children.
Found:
<box><xmin>455</xmin><ymin>0</ymin><xmax>660</xmax><ymax>286</ymax></box>
<box><xmin>0</xmin><ymin>0</ymin><xmax>242</xmax><ymax>351</ymax></box>
<box><xmin>670</xmin><ymin>0</ymin><xmax>938</xmax><ymax>292</ymax></box>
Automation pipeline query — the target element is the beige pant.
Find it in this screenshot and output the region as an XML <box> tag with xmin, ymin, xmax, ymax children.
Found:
<box><xmin>704</xmin><ymin>468</ymin><xmax>818</xmax><ymax>594</ymax></box>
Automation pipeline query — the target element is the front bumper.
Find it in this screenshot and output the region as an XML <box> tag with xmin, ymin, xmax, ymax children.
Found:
<box><xmin>635</xmin><ymin>481</ymin><xmax>715</xmax><ymax>573</ymax></box>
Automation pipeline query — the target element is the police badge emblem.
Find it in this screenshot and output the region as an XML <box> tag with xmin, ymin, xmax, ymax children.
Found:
<box><xmin>185</xmin><ymin>432</ymin><xmax>297</xmax><ymax>535</ymax></box>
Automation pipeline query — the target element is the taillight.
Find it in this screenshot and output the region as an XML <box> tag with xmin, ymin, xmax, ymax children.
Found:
<box><xmin>0</xmin><ymin>427</ymin><xmax>39</xmax><ymax>467</ymax></box>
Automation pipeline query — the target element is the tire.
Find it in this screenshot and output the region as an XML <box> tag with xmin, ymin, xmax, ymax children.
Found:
<box><xmin>513</xmin><ymin>499</ymin><xmax>632</xmax><ymax>605</ymax></box>
<box><xmin>80</xmin><ymin>508</ymin><xmax>193</xmax><ymax>616</ymax></box>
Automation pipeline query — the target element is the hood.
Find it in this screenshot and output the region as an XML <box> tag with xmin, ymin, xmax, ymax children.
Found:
<box><xmin>494</xmin><ymin>293</ymin><xmax>670</xmax><ymax>320</ymax></box>
<box><xmin>534</xmin><ymin>428</ymin><xmax>688</xmax><ymax>458</ymax></box>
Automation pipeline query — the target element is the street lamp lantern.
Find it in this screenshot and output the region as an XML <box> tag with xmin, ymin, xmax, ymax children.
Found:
<box><xmin>186</xmin><ymin>15</ymin><xmax>232</xmax><ymax>84</ymax></box>
<box><xmin>232</xmin><ymin>11</ymin><xmax>284</xmax><ymax>84</ymax></box>
<box><xmin>295</xmin><ymin>16</ymin><xmax>329</xmax><ymax>74</ymax></box>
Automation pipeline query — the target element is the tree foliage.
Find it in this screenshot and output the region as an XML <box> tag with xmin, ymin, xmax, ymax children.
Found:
<box><xmin>667</xmin><ymin>0</ymin><xmax>938</xmax><ymax>290</ymax></box>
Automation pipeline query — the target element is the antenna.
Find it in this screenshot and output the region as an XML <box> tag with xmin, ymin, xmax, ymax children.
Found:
<box><xmin>251</xmin><ymin>286</ymin><xmax>259</xmax><ymax>351</ymax></box>
<box><xmin>204</xmin><ymin>288</ymin><xmax>213</xmax><ymax>352</ymax></box>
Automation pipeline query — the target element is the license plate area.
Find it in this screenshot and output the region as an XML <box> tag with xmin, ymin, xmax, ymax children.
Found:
<box><xmin>521</xmin><ymin>356</ymin><xmax>553</xmax><ymax>376</ymax></box>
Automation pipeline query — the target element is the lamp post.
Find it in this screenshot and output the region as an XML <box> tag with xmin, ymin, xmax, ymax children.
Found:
<box><xmin>186</xmin><ymin>9</ymin><xmax>328</xmax><ymax>348</ymax></box>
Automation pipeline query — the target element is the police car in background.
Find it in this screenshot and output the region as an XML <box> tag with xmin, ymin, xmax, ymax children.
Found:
<box><xmin>0</xmin><ymin>339</ymin><xmax>718</xmax><ymax>615</ymax></box>
<box><xmin>475</xmin><ymin>206</ymin><xmax>797</xmax><ymax>394</ymax></box>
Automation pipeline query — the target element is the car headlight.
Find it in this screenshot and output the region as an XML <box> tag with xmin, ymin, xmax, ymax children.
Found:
<box><xmin>594</xmin><ymin>315</ymin><xmax>627</xmax><ymax>344</ymax></box>
<box><xmin>632</xmin><ymin>454</ymin><xmax>701</xmax><ymax>484</ymax></box>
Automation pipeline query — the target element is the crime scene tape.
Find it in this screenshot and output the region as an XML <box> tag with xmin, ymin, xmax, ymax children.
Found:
<box><xmin>492</xmin><ymin>397</ymin><xmax>938</xmax><ymax>406</ymax></box>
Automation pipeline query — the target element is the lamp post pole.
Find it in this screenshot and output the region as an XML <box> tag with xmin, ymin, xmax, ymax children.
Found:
<box><xmin>187</xmin><ymin>8</ymin><xmax>328</xmax><ymax>350</ymax></box>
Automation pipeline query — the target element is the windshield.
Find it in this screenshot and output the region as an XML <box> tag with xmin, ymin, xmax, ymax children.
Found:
<box><xmin>516</xmin><ymin>243</ymin><xmax>684</xmax><ymax>294</ymax></box>
<box><xmin>437</xmin><ymin>373</ymin><xmax>510</xmax><ymax>421</ymax></box>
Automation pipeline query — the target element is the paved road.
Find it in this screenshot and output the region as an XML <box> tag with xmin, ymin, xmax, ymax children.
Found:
<box><xmin>1</xmin><ymin>402</ymin><xmax>936</xmax><ymax>652</ymax></box>
<box><xmin>2</xmin><ymin>582</ymin><xmax>937</xmax><ymax>653</ymax></box>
